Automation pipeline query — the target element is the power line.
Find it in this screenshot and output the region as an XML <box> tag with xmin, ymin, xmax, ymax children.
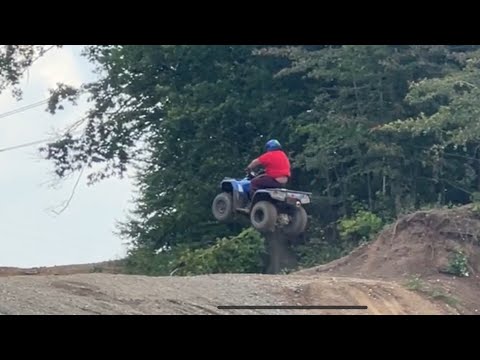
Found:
<box><xmin>0</xmin><ymin>89</ymin><xmax>87</xmax><ymax>121</ymax></box>
<box><xmin>0</xmin><ymin>98</ymin><xmax>50</xmax><ymax>120</ymax></box>
<box><xmin>0</xmin><ymin>46</ymin><xmax>79</xmax><ymax>121</ymax></box>
<box><xmin>0</xmin><ymin>123</ymin><xmax>87</xmax><ymax>154</ymax></box>
<box><xmin>0</xmin><ymin>118</ymin><xmax>86</xmax><ymax>153</ymax></box>
<box><xmin>0</xmin><ymin>93</ymin><xmax>88</xmax><ymax>153</ymax></box>
<box><xmin>0</xmin><ymin>138</ymin><xmax>53</xmax><ymax>153</ymax></box>
<box><xmin>0</xmin><ymin>98</ymin><xmax>63</xmax><ymax>153</ymax></box>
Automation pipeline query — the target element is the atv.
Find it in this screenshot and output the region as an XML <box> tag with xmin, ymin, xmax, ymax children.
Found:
<box><xmin>211</xmin><ymin>169</ymin><xmax>311</xmax><ymax>236</ymax></box>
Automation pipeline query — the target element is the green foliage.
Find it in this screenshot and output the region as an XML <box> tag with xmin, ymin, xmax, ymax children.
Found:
<box><xmin>447</xmin><ymin>250</ymin><xmax>469</xmax><ymax>277</ymax></box>
<box><xmin>125</xmin><ymin>228</ymin><xmax>265</xmax><ymax>276</ymax></box>
<box><xmin>39</xmin><ymin>45</ymin><xmax>313</xmax><ymax>252</ymax></box>
<box><xmin>0</xmin><ymin>45</ymin><xmax>61</xmax><ymax>98</ymax></box>
<box><xmin>429</xmin><ymin>289</ymin><xmax>459</xmax><ymax>308</ymax></box>
<box><xmin>405</xmin><ymin>275</ymin><xmax>459</xmax><ymax>308</ymax></box>
<box><xmin>172</xmin><ymin>228</ymin><xmax>265</xmax><ymax>275</ymax></box>
<box><xmin>471</xmin><ymin>192</ymin><xmax>480</xmax><ymax>214</ymax></box>
<box><xmin>338</xmin><ymin>210</ymin><xmax>384</xmax><ymax>244</ymax></box>
<box><xmin>406</xmin><ymin>275</ymin><xmax>424</xmax><ymax>291</ymax></box>
<box><xmin>124</xmin><ymin>246</ymin><xmax>177</xmax><ymax>276</ymax></box>
<box><xmin>5</xmin><ymin>45</ymin><xmax>480</xmax><ymax>274</ymax></box>
<box><xmin>295</xmin><ymin>235</ymin><xmax>356</xmax><ymax>269</ymax></box>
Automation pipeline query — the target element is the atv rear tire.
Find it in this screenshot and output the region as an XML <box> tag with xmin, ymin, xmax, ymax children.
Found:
<box><xmin>250</xmin><ymin>201</ymin><xmax>278</xmax><ymax>233</ymax></box>
<box><xmin>283</xmin><ymin>206</ymin><xmax>308</xmax><ymax>236</ymax></box>
<box><xmin>212</xmin><ymin>192</ymin><xmax>234</xmax><ymax>222</ymax></box>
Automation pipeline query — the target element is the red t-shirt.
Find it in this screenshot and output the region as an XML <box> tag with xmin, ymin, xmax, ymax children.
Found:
<box><xmin>258</xmin><ymin>150</ymin><xmax>291</xmax><ymax>178</ymax></box>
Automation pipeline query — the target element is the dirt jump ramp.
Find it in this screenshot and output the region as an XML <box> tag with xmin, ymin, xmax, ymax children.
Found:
<box><xmin>0</xmin><ymin>273</ymin><xmax>455</xmax><ymax>315</ymax></box>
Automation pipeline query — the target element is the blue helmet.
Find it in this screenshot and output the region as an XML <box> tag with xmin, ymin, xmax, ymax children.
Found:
<box><xmin>265</xmin><ymin>139</ymin><xmax>282</xmax><ymax>152</ymax></box>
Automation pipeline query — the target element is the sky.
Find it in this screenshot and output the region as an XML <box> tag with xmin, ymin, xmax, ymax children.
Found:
<box><xmin>0</xmin><ymin>46</ymin><xmax>136</xmax><ymax>267</ymax></box>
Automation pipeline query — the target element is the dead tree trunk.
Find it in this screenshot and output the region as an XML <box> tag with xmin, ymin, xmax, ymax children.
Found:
<box><xmin>264</xmin><ymin>231</ymin><xmax>298</xmax><ymax>274</ymax></box>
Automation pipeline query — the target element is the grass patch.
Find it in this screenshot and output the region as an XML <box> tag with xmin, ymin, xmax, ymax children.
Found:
<box><xmin>405</xmin><ymin>275</ymin><xmax>459</xmax><ymax>309</ymax></box>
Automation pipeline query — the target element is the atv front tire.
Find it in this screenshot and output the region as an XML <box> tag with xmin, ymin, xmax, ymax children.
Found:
<box><xmin>250</xmin><ymin>201</ymin><xmax>278</xmax><ymax>233</ymax></box>
<box><xmin>212</xmin><ymin>192</ymin><xmax>234</xmax><ymax>222</ymax></box>
<box><xmin>283</xmin><ymin>206</ymin><xmax>308</xmax><ymax>236</ymax></box>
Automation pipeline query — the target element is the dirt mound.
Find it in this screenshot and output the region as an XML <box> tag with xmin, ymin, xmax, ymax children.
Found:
<box><xmin>3</xmin><ymin>205</ymin><xmax>480</xmax><ymax>314</ymax></box>
<box><xmin>298</xmin><ymin>205</ymin><xmax>480</xmax><ymax>280</ymax></box>
<box><xmin>0</xmin><ymin>260</ymin><xmax>124</xmax><ymax>277</ymax></box>
<box><xmin>0</xmin><ymin>273</ymin><xmax>455</xmax><ymax>315</ymax></box>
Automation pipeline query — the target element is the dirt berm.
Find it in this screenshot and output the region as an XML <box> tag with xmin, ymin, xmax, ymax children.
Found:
<box><xmin>1</xmin><ymin>205</ymin><xmax>480</xmax><ymax>315</ymax></box>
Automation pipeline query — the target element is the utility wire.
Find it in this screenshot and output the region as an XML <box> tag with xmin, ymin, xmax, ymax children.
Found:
<box><xmin>0</xmin><ymin>98</ymin><xmax>50</xmax><ymax>120</ymax></box>
<box><xmin>0</xmin><ymin>138</ymin><xmax>53</xmax><ymax>153</ymax></box>
<box><xmin>0</xmin><ymin>85</ymin><xmax>88</xmax><ymax>153</ymax></box>
<box><xmin>0</xmin><ymin>115</ymin><xmax>87</xmax><ymax>154</ymax></box>
<box><xmin>50</xmin><ymin>166</ymin><xmax>85</xmax><ymax>215</ymax></box>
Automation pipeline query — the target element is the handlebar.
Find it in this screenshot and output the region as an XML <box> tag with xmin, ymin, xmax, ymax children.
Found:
<box><xmin>245</xmin><ymin>168</ymin><xmax>266</xmax><ymax>179</ymax></box>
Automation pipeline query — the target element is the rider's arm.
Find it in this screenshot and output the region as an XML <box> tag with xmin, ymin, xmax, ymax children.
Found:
<box><xmin>246</xmin><ymin>158</ymin><xmax>261</xmax><ymax>171</ymax></box>
<box><xmin>247</xmin><ymin>152</ymin><xmax>272</xmax><ymax>171</ymax></box>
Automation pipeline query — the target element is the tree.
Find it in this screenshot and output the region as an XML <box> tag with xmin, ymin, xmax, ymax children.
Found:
<box><xmin>0</xmin><ymin>45</ymin><xmax>60</xmax><ymax>98</ymax></box>
<box><xmin>40</xmin><ymin>45</ymin><xmax>314</xmax><ymax>263</ymax></box>
<box><xmin>379</xmin><ymin>47</ymin><xmax>480</xmax><ymax>203</ymax></box>
<box><xmin>260</xmin><ymin>45</ymin><xmax>477</xmax><ymax>222</ymax></box>
<box><xmin>6</xmin><ymin>44</ymin><xmax>480</xmax><ymax>273</ymax></box>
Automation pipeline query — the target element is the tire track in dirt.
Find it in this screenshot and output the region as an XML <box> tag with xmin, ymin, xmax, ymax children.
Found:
<box><xmin>281</xmin><ymin>276</ymin><xmax>454</xmax><ymax>315</ymax></box>
<box><xmin>0</xmin><ymin>273</ymin><xmax>455</xmax><ymax>315</ymax></box>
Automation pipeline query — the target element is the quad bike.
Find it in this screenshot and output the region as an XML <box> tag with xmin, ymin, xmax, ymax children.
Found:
<box><xmin>211</xmin><ymin>169</ymin><xmax>311</xmax><ymax>236</ymax></box>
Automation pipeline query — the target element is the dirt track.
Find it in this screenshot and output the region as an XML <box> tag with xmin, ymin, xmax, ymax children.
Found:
<box><xmin>2</xmin><ymin>206</ymin><xmax>480</xmax><ymax>315</ymax></box>
<box><xmin>0</xmin><ymin>273</ymin><xmax>457</xmax><ymax>315</ymax></box>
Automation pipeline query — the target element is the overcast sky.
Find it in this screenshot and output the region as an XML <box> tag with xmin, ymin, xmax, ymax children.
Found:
<box><xmin>0</xmin><ymin>45</ymin><xmax>136</xmax><ymax>267</ymax></box>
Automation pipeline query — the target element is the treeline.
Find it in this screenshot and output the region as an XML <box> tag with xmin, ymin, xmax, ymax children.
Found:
<box><xmin>3</xmin><ymin>45</ymin><xmax>480</xmax><ymax>273</ymax></box>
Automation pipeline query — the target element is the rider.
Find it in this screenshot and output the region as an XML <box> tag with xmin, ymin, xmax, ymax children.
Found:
<box><xmin>245</xmin><ymin>139</ymin><xmax>291</xmax><ymax>196</ymax></box>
